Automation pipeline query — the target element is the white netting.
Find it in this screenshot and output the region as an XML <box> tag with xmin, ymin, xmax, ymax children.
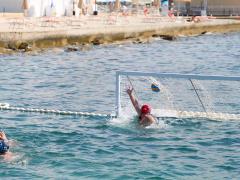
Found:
<box><xmin>119</xmin><ymin>74</ymin><xmax>240</xmax><ymax>120</ymax></box>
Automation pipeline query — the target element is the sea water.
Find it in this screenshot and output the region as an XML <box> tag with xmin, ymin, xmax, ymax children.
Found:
<box><xmin>0</xmin><ymin>32</ymin><xmax>239</xmax><ymax>179</ymax></box>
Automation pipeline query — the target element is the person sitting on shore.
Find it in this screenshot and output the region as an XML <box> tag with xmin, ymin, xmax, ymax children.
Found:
<box><xmin>126</xmin><ymin>86</ymin><xmax>156</xmax><ymax>126</ymax></box>
<box><xmin>143</xmin><ymin>6</ymin><xmax>149</xmax><ymax>16</ymax></box>
<box><xmin>168</xmin><ymin>9</ymin><xmax>175</xmax><ymax>19</ymax></box>
<box><xmin>191</xmin><ymin>16</ymin><xmax>210</xmax><ymax>23</ymax></box>
<box><xmin>0</xmin><ymin>131</ymin><xmax>9</xmax><ymax>155</ymax></box>
<box><xmin>122</xmin><ymin>5</ymin><xmax>128</xmax><ymax>16</ymax></box>
<box><xmin>191</xmin><ymin>16</ymin><xmax>200</xmax><ymax>23</ymax></box>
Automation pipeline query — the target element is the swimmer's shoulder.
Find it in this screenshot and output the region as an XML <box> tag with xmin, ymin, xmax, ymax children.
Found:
<box><xmin>145</xmin><ymin>114</ymin><xmax>157</xmax><ymax>123</ymax></box>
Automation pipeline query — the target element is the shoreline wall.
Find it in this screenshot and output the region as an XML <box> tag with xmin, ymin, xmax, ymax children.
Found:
<box><xmin>0</xmin><ymin>19</ymin><xmax>240</xmax><ymax>53</ymax></box>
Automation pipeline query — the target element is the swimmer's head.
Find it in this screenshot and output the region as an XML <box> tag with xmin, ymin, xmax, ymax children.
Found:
<box><xmin>0</xmin><ymin>140</ymin><xmax>9</xmax><ymax>154</ymax></box>
<box><xmin>141</xmin><ymin>104</ymin><xmax>151</xmax><ymax>114</ymax></box>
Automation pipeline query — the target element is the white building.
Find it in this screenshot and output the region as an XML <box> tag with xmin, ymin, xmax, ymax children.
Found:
<box><xmin>0</xmin><ymin>0</ymin><xmax>92</xmax><ymax>17</ymax></box>
<box><xmin>191</xmin><ymin>0</ymin><xmax>240</xmax><ymax>16</ymax></box>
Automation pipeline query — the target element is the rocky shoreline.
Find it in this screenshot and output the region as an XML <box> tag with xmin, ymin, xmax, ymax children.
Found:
<box><xmin>0</xmin><ymin>16</ymin><xmax>240</xmax><ymax>54</ymax></box>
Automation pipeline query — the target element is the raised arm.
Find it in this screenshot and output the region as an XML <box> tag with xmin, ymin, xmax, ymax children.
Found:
<box><xmin>126</xmin><ymin>87</ymin><xmax>141</xmax><ymax>116</ymax></box>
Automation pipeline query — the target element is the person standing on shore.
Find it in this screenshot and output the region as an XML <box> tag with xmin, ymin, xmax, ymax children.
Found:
<box><xmin>126</xmin><ymin>86</ymin><xmax>156</xmax><ymax>126</ymax></box>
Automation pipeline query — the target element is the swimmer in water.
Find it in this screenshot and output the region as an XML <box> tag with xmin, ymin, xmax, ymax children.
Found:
<box><xmin>126</xmin><ymin>86</ymin><xmax>156</xmax><ymax>126</ymax></box>
<box><xmin>0</xmin><ymin>131</ymin><xmax>10</xmax><ymax>158</ymax></box>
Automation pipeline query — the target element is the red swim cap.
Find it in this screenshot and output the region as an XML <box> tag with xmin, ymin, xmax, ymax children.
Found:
<box><xmin>141</xmin><ymin>104</ymin><xmax>151</xmax><ymax>114</ymax></box>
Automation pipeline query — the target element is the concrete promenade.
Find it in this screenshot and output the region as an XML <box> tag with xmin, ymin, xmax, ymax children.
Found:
<box><xmin>0</xmin><ymin>13</ymin><xmax>240</xmax><ymax>53</ymax></box>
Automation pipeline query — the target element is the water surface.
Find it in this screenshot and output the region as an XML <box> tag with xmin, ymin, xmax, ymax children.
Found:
<box><xmin>0</xmin><ymin>32</ymin><xmax>240</xmax><ymax>179</ymax></box>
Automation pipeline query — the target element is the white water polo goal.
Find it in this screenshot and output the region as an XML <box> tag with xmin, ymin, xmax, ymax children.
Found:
<box><xmin>116</xmin><ymin>71</ymin><xmax>240</xmax><ymax>121</ymax></box>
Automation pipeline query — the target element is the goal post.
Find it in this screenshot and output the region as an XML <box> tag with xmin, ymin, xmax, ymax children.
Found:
<box><xmin>116</xmin><ymin>71</ymin><xmax>240</xmax><ymax>120</ymax></box>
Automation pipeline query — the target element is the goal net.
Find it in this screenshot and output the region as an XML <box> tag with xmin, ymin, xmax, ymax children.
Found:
<box><xmin>116</xmin><ymin>71</ymin><xmax>240</xmax><ymax>120</ymax></box>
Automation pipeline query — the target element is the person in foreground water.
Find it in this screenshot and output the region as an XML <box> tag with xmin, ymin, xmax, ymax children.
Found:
<box><xmin>0</xmin><ymin>131</ymin><xmax>11</xmax><ymax>160</ymax></box>
<box><xmin>126</xmin><ymin>86</ymin><xmax>156</xmax><ymax>126</ymax></box>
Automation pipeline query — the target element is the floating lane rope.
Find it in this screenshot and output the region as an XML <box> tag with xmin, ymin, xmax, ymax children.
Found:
<box><xmin>177</xmin><ymin>110</ymin><xmax>240</xmax><ymax>121</ymax></box>
<box><xmin>152</xmin><ymin>108</ymin><xmax>240</xmax><ymax>121</ymax></box>
<box><xmin>1</xmin><ymin>103</ymin><xmax>239</xmax><ymax>121</ymax></box>
<box><xmin>0</xmin><ymin>103</ymin><xmax>116</xmax><ymax>118</ymax></box>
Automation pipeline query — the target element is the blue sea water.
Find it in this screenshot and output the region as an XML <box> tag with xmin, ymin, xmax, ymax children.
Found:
<box><xmin>0</xmin><ymin>32</ymin><xmax>240</xmax><ymax>179</ymax></box>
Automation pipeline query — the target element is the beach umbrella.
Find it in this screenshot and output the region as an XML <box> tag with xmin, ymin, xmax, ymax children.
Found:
<box><xmin>114</xmin><ymin>0</ymin><xmax>120</xmax><ymax>10</ymax></box>
<box><xmin>153</xmin><ymin>0</ymin><xmax>160</xmax><ymax>8</ymax></box>
<box><xmin>78</xmin><ymin>0</ymin><xmax>82</xmax><ymax>8</ymax></box>
<box><xmin>51</xmin><ymin>0</ymin><xmax>54</xmax><ymax>8</ymax></box>
<box><xmin>22</xmin><ymin>0</ymin><xmax>29</xmax><ymax>17</ymax></box>
<box><xmin>22</xmin><ymin>0</ymin><xmax>29</xmax><ymax>10</ymax></box>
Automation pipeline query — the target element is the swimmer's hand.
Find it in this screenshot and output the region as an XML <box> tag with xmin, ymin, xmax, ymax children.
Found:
<box><xmin>126</xmin><ymin>86</ymin><xmax>133</xmax><ymax>95</ymax></box>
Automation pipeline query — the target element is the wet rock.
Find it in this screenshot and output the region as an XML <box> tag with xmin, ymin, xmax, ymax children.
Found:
<box><xmin>133</xmin><ymin>38</ymin><xmax>143</xmax><ymax>44</ymax></box>
<box><xmin>65</xmin><ymin>47</ymin><xmax>78</xmax><ymax>52</ymax></box>
<box><xmin>159</xmin><ymin>35</ymin><xmax>177</xmax><ymax>41</ymax></box>
<box><xmin>25</xmin><ymin>46</ymin><xmax>32</xmax><ymax>52</ymax></box>
<box><xmin>0</xmin><ymin>47</ymin><xmax>14</xmax><ymax>55</ymax></box>
<box><xmin>71</xmin><ymin>42</ymin><xmax>79</xmax><ymax>46</ymax></box>
<box><xmin>91</xmin><ymin>39</ymin><xmax>101</xmax><ymax>45</ymax></box>
<box><xmin>152</xmin><ymin>34</ymin><xmax>160</xmax><ymax>38</ymax></box>
<box><xmin>18</xmin><ymin>42</ymin><xmax>28</xmax><ymax>50</ymax></box>
<box><xmin>7</xmin><ymin>43</ymin><xmax>17</xmax><ymax>50</ymax></box>
<box><xmin>79</xmin><ymin>44</ymin><xmax>92</xmax><ymax>51</ymax></box>
<box><xmin>18</xmin><ymin>42</ymin><xmax>32</xmax><ymax>52</ymax></box>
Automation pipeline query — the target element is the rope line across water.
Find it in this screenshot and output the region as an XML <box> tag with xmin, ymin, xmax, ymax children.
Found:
<box><xmin>1</xmin><ymin>103</ymin><xmax>239</xmax><ymax>121</ymax></box>
<box><xmin>0</xmin><ymin>103</ymin><xmax>116</xmax><ymax>118</ymax></box>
